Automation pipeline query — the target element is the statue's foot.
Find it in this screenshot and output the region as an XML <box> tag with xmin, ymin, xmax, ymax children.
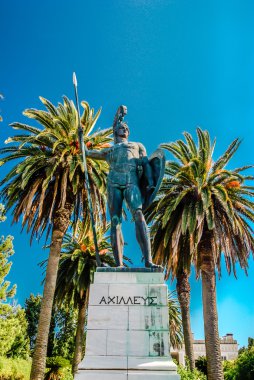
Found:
<box><xmin>145</xmin><ymin>261</ymin><xmax>163</xmax><ymax>269</ymax></box>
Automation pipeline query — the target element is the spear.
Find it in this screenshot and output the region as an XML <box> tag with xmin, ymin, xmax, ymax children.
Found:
<box><xmin>73</xmin><ymin>72</ymin><xmax>101</xmax><ymax>267</ymax></box>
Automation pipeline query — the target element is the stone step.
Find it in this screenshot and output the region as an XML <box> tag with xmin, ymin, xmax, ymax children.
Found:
<box><xmin>75</xmin><ymin>370</ymin><xmax>127</xmax><ymax>380</ymax></box>
<box><xmin>79</xmin><ymin>356</ymin><xmax>177</xmax><ymax>371</ymax></box>
<box><xmin>76</xmin><ymin>370</ymin><xmax>180</xmax><ymax>379</ymax></box>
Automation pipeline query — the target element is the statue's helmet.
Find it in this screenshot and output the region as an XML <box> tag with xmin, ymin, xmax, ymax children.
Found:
<box><xmin>113</xmin><ymin>105</ymin><xmax>128</xmax><ymax>142</ymax></box>
<box><xmin>114</xmin><ymin>121</ymin><xmax>130</xmax><ymax>141</ymax></box>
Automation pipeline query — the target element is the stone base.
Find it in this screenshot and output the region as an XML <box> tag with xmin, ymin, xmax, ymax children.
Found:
<box><xmin>75</xmin><ymin>370</ymin><xmax>180</xmax><ymax>379</ymax></box>
<box><xmin>78</xmin><ymin>356</ymin><xmax>179</xmax><ymax>378</ymax></box>
<box><xmin>76</xmin><ymin>269</ymin><xmax>180</xmax><ymax>380</ymax></box>
<box><xmin>127</xmin><ymin>372</ymin><xmax>180</xmax><ymax>379</ymax></box>
<box><xmin>79</xmin><ymin>356</ymin><xmax>177</xmax><ymax>371</ymax></box>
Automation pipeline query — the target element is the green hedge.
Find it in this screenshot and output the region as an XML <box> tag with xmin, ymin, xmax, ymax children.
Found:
<box><xmin>0</xmin><ymin>357</ymin><xmax>73</xmax><ymax>380</ymax></box>
<box><xmin>0</xmin><ymin>357</ymin><xmax>31</xmax><ymax>380</ymax></box>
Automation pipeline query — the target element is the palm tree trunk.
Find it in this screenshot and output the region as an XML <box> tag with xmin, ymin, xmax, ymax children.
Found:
<box><xmin>200</xmin><ymin>237</ymin><xmax>224</xmax><ymax>380</ymax></box>
<box><xmin>46</xmin><ymin>309</ymin><xmax>56</xmax><ymax>357</ymax></box>
<box><xmin>176</xmin><ymin>270</ymin><xmax>195</xmax><ymax>371</ymax></box>
<box><xmin>30</xmin><ymin>203</ymin><xmax>72</xmax><ymax>380</ymax></box>
<box><xmin>72</xmin><ymin>289</ymin><xmax>89</xmax><ymax>375</ymax></box>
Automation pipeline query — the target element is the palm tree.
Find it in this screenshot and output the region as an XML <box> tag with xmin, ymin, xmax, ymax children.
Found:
<box><xmin>53</xmin><ymin>221</ymin><xmax>132</xmax><ymax>374</ymax></box>
<box><xmin>0</xmin><ymin>97</ymin><xmax>112</xmax><ymax>380</ymax></box>
<box><xmin>147</xmin><ymin>208</ymin><xmax>195</xmax><ymax>369</ymax></box>
<box><xmin>146</xmin><ymin>128</ymin><xmax>254</xmax><ymax>380</ymax></box>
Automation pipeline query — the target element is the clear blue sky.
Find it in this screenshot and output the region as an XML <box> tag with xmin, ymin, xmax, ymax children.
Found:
<box><xmin>1</xmin><ymin>0</ymin><xmax>254</xmax><ymax>347</ymax></box>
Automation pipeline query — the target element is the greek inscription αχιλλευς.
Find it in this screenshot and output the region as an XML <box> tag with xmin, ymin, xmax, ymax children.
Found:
<box><xmin>99</xmin><ymin>296</ymin><xmax>157</xmax><ymax>305</ymax></box>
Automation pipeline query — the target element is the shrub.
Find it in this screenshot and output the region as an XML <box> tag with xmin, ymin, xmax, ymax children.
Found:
<box><xmin>223</xmin><ymin>359</ymin><xmax>237</xmax><ymax>380</ymax></box>
<box><xmin>0</xmin><ymin>356</ymin><xmax>31</xmax><ymax>380</ymax></box>
<box><xmin>223</xmin><ymin>346</ymin><xmax>254</xmax><ymax>380</ymax></box>
<box><xmin>195</xmin><ymin>356</ymin><xmax>207</xmax><ymax>375</ymax></box>
<box><xmin>45</xmin><ymin>356</ymin><xmax>73</xmax><ymax>380</ymax></box>
<box><xmin>234</xmin><ymin>346</ymin><xmax>254</xmax><ymax>380</ymax></box>
<box><xmin>177</xmin><ymin>362</ymin><xmax>207</xmax><ymax>379</ymax></box>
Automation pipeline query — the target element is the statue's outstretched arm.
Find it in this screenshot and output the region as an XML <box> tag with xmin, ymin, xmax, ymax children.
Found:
<box><xmin>85</xmin><ymin>146</ymin><xmax>109</xmax><ymax>161</ymax></box>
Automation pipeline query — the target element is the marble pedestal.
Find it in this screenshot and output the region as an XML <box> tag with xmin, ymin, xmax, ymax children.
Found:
<box><xmin>75</xmin><ymin>268</ymin><xmax>180</xmax><ymax>380</ymax></box>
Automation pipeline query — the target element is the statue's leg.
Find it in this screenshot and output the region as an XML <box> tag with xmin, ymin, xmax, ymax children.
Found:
<box><xmin>108</xmin><ymin>186</ymin><xmax>124</xmax><ymax>267</ymax></box>
<box><xmin>124</xmin><ymin>185</ymin><xmax>162</xmax><ymax>268</ymax></box>
<box><xmin>134</xmin><ymin>209</ymin><xmax>152</xmax><ymax>264</ymax></box>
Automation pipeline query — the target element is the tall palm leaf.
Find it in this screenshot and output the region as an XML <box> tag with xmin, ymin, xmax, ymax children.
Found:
<box><xmin>0</xmin><ymin>97</ymin><xmax>112</xmax><ymax>380</ymax></box>
<box><xmin>147</xmin><ymin>128</ymin><xmax>254</xmax><ymax>380</ymax></box>
<box><xmin>168</xmin><ymin>290</ymin><xmax>183</xmax><ymax>350</ymax></box>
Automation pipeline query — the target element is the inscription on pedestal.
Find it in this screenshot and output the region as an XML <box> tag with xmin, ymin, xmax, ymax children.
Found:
<box><xmin>99</xmin><ymin>295</ymin><xmax>158</xmax><ymax>305</ymax></box>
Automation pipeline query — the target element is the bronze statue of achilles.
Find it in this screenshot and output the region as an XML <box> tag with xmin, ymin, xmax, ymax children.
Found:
<box><xmin>85</xmin><ymin>106</ymin><xmax>164</xmax><ymax>268</ymax></box>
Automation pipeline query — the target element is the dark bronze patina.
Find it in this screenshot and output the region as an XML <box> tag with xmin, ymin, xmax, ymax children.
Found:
<box><xmin>85</xmin><ymin>105</ymin><xmax>165</xmax><ymax>268</ymax></box>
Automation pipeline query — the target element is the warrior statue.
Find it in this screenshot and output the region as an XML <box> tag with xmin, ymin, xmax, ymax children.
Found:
<box><xmin>85</xmin><ymin>105</ymin><xmax>165</xmax><ymax>268</ymax></box>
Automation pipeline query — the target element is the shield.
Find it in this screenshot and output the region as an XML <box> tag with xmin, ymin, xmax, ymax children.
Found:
<box><xmin>141</xmin><ymin>148</ymin><xmax>166</xmax><ymax>210</ymax></box>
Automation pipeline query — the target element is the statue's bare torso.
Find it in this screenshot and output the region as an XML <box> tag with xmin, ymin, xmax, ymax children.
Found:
<box><xmin>106</xmin><ymin>142</ymin><xmax>145</xmax><ymax>187</ymax></box>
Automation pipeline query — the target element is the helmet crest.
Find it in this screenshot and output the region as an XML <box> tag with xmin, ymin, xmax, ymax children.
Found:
<box><xmin>112</xmin><ymin>105</ymin><xmax>128</xmax><ymax>143</ymax></box>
